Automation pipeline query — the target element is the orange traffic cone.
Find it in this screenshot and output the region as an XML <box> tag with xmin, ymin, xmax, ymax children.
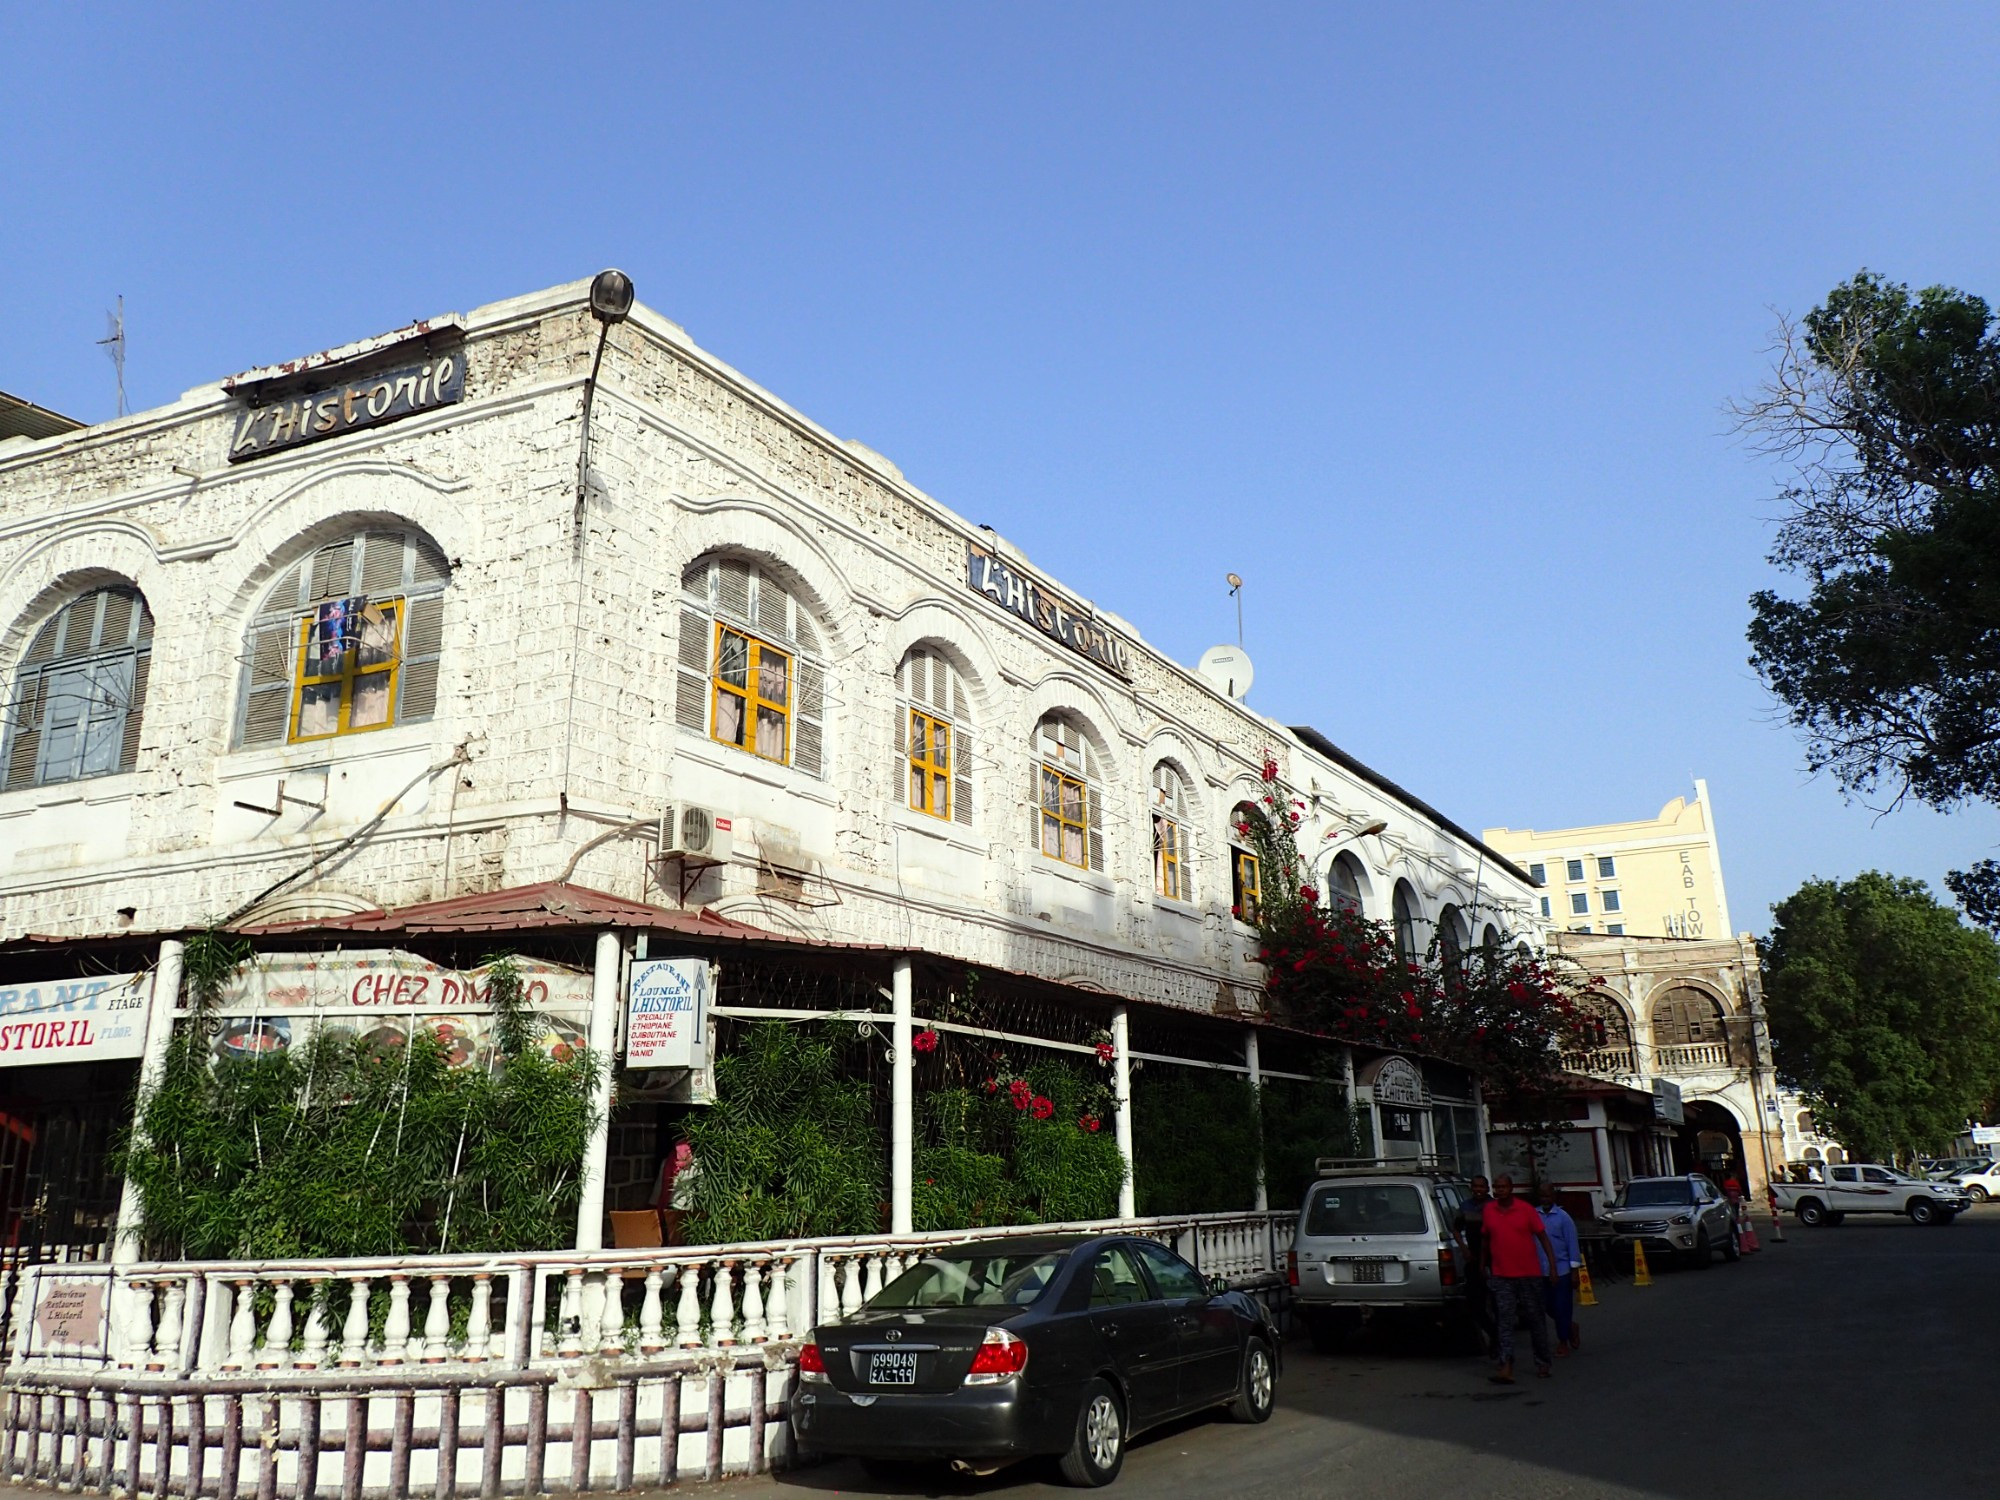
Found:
<box><xmin>1740</xmin><ymin>1221</ymin><xmax>1761</xmax><ymax>1253</ymax></box>
<box><xmin>1632</xmin><ymin>1240</ymin><xmax>1653</xmax><ymax>1287</ymax></box>
<box><xmin>1576</xmin><ymin>1260</ymin><xmax>1599</xmax><ymax>1307</ymax></box>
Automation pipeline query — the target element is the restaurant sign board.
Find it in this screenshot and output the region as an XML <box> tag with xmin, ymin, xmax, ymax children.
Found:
<box><xmin>199</xmin><ymin>950</ymin><xmax>591</xmax><ymax>1070</ymax></box>
<box><xmin>229</xmin><ymin>349</ymin><xmax>466</xmax><ymax>462</ymax></box>
<box><xmin>625</xmin><ymin>958</ymin><xmax>713</xmax><ymax>1070</ymax></box>
<box><xmin>966</xmin><ymin>544</ymin><xmax>1130</xmax><ymax>679</ymax></box>
<box><xmin>0</xmin><ymin>973</ymin><xmax>147</xmax><ymax>1068</ymax></box>
<box><xmin>30</xmin><ymin>1275</ymin><xmax>107</xmax><ymax>1358</ymax></box>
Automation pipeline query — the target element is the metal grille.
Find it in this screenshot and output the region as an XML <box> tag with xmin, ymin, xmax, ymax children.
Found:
<box><xmin>0</xmin><ymin>1095</ymin><xmax>126</xmax><ymax>1360</ymax></box>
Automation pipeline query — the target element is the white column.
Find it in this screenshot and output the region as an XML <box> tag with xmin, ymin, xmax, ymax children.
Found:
<box><xmin>575</xmin><ymin>930</ymin><xmax>623</xmax><ymax>1251</ymax></box>
<box><xmin>1112</xmin><ymin>1005</ymin><xmax>1136</xmax><ymax>1219</ymax></box>
<box><xmin>1244</xmin><ymin>1028</ymin><xmax>1266</xmax><ymax>1212</ymax></box>
<box><xmin>890</xmin><ymin>957</ymin><xmax>914</xmax><ymax>1236</ymax></box>
<box><xmin>1472</xmin><ymin>1077</ymin><xmax>1492</xmax><ymax>1181</ymax></box>
<box><xmin>113</xmin><ymin>938</ymin><xmax>185</xmax><ymax>1264</ymax></box>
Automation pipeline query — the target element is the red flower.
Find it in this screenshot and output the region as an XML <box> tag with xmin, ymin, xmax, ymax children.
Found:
<box><xmin>983</xmin><ymin>1077</ymin><xmax>999</xmax><ymax>1093</ymax></box>
<box><xmin>1012</xmin><ymin>1094</ymin><xmax>1030</xmax><ymax>1111</ymax></box>
<box><xmin>1260</xmin><ymin>759</ymin><xmax>1279</xmax><ymax>782</ymax></box>
<box><xmin>1079</xmin><ymin>1114</ymin><xmax>1101</xmax><ymax>1132</ymax></box>
<box><xmin>1031</xmin><ymin>1096</ymin><xmax>1055</xmax><ymax>1119</ymax></box>
<box><xmin>1095</xmin><ymin>1042</ymin><xmax>1116</xmax><ymax>1064</ymax></box>
<box><xmin>911</xmin><ymin>1028</ymin><xmax>939</xmax><ymax>1053</ymax></box>
<box><xmin>1300</xmin><ymin>886</ymin><xmax>1318</xmax><ymax>904</ymax></box>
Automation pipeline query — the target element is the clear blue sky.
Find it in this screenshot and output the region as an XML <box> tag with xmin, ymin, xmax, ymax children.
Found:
<box><xmin>7</xmin><ymin>4</ymin><xmax>1999</xmax><ymax>935</ymax></box>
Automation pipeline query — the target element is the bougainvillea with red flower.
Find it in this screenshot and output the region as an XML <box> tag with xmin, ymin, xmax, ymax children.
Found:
<box><xmin>1235</xmin><ymin>752</ymin><xmax>1594</xmax><ymax>1111</ymax></box>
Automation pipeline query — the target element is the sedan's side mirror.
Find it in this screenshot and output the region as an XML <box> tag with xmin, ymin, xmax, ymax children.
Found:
<box><xmin>1206</xmin><ymin>1274</ymin><xmax>1229</xmax><ymax>1296</ymax></box>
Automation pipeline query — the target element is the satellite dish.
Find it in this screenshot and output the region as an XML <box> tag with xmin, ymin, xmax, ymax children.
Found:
<box><xmin>1197</xmin><ymin>644</ymin><xmax>1255</xmax><ymax>700</ymax></box>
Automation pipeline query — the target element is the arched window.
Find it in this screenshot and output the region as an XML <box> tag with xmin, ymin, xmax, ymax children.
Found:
<box><xmin>676</xmin><ymin>555</ymin><xmax>826</xmax><ymax>776</ymax></box>
<box><xmin>1651</xmin><ymin>985</ymin><xmax>1726</xmax><ymax>1047</ymax></box>
<box><xmin>1481</xmin><ymin>922</ymin><xmax>1501</xmax><ymax>950</ymax></box>
<box><xmin>1151</xmin><ymin>763</ymin><xmax>1193</xmax><ymax>902</ymax></box>
<box><xmin>1227</xmin><ymin>801</ymin><xmax>1262</xmax><ymax>923</ymax></box>
<box><xmin>1328</xmin><ymin>851</ymin><xmax>1366</xmax><ymax>914</ymax></box>
<box><xmin>5</xmin><ymin>586</ymin><xmax>153</xmax><ymax>789</ymax></box>
<box><xmin>1797</xmin><ymin>1110</ymin><xmax>1815</xmax><ymax>1138</ymax></box>
<box><xmin>1392</xmin><ymin>881</ymin><xmax>1423</xmax><ymax>965</ymax></box>
<box><xmin>896</xmin><ymin>646</ymin><xmax>971</xmax><ymax>824</ymax></box>
<box><xmin>238</xmin><ymin>531</ymin><xmax>448</xmax><ymax>748</ymax></box>
<box><xmin>1438</xmin><ymin>904</ymin><xmax>1468</xmax><ymax>980</ymax></box>
<box><xmin>1033</xmin><ymin>714</ymin><xmax>1101</xmax><ymax>872</ymax></box>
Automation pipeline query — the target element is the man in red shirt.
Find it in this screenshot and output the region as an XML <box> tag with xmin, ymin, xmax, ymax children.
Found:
<box><xmin>1482</xmin><ymin>1174</ymin><xmax>1556</xmax><ymax>1382</ymax></box>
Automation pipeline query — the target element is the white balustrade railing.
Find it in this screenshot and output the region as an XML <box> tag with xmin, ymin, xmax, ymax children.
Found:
<box><xmin>13</xmin><ymin>1209</ymin><xmax>1295</xmax><ymax>1378</ymax></box>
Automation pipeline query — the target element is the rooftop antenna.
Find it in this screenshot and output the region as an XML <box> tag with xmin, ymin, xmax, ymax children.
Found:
<box><xmin>97</xmin><ymin>296</ymin><xmax>127</xmax><ymax>417</ymax></box>
<box><xmin>1226</xmin><ymin>572</ymin><xmax>1244</xmax><ymax>645</ymax></box>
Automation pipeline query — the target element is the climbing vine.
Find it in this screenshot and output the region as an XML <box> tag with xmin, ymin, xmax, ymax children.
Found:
<box><xmin>119</xmin><ymin>941</ymin><xmax>600</xmax><ymax>1260</ymax></box>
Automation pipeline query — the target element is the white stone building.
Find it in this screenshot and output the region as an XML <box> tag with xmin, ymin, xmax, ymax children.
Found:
<box><xmin>0</xmin><ymin>276</ymin><xmax>1540</xmax><ymax>1242</ymax></box>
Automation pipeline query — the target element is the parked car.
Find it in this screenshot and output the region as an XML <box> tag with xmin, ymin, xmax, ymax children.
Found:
<box><xmin>1771</xmin><ymin>1162</ymin><xmax>1970</xmax><ymax>1226</ymax></box>
<box><xmin>1287</xmin><ymin>1159</ymin><xmax>1476</xmax><ymax>1351</ymax></box>
<box><xmin>1916</xmin><ymin>1157</ymin><xmax>1989</xmax><ymax>1179</ymax></box>
<box><xmin>1600</xmin><ymin>1174</ymin><xmax>1740</xmax><ymax>1268</ymax></box>
<box><xmin>791</xmin><ymin>1234</ymin><xmax>1280</xmax><ymax>1488</ymax></box>
<box><xmin>1950</xmin><ymin>1163</ymin><xmax>2000</xmax><ymax>1201</ymax></box>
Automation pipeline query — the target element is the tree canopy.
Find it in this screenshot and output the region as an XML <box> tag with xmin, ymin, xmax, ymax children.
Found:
<box><xmin>1741</xmin><ymin>272</ymin><xmax>2000</xmax><ymax>816</ymax></box>
<box><xmin>1763</xmin><ymin>872</ymin><xmax>2000</xmax><ymax>1161</ymax></box>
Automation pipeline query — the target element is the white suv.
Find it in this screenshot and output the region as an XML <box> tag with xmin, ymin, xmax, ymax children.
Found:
<box><xmin>1952</xmin><ymin>1163</ymin><xmax>2000</xmax><ymax>1202</ymax></box>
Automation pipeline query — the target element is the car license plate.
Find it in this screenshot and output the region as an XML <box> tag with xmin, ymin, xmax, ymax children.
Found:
<box><xmin>868</xmin><ymin>1351</ymin><xmax>918</xmax><ymax>1386</ymax></box>
<box><xmin>1349</xmin><ymin>1260</ymin><xmax>1386</xmax><ymax>1284</ymax></box>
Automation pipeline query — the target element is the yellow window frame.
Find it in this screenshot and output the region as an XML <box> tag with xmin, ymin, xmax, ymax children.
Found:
<box><xmin>289</xmin><ymin>599</ymin><xmax>403</xmax><ymax>743</ymax></box>
<box><xmin>908</xmin><ymin>707</ymin><xmax>951</xmax><ymax>819</ymax></box>
<box><xmin>711</xmin><ymin>622</ymin><xmax>792</xmax><ymax>764</ymax></box>
<box><xmin>1040</xmin><ymin>764</ymin><xmax>1088</xmax><ymax>868</ymax></box>
<box><xmin>1232</xmin><ymin>847</ymin><xmax>1262</xmax><ymax>924</ymax></box>
<box><xmin>1155</xmin><ymin>815</ymin><xmax>1186</xmax><ymax>901</ymax></box>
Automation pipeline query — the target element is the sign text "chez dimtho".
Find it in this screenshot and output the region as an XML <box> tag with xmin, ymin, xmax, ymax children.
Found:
<box><xmin>230</xmin><ymin>352</ymin><xmax>466</xmax><ymax>462</ymax></box>
<box><xmin>966</xmin><ymin>544</ymin><xmax>1130</xmax><ymax>679</ymax></box>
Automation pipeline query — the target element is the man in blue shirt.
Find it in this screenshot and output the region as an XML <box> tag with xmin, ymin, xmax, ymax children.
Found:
<box><xmin>1537</xmin><ymin>1182</ymin><xmax>1584</xmax><ymax>1355</ymax></box>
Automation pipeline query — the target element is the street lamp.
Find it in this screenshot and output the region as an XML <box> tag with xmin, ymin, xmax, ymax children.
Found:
<box><xmin>576</xmin><ymin>269</ymin><xmax>636</xmax><ymax>546</ymax></box>
<box><xmin>1324</xmin><ymin>819</ymin><xmax>1389</xmax><ymax>842</ymax></box>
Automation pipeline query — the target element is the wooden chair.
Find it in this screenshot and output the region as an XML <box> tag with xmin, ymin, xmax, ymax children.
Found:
<box><xmin>608</xmin><ymin>1209</ymin><xmax>664</xmax><ymax>1249</ymax></box>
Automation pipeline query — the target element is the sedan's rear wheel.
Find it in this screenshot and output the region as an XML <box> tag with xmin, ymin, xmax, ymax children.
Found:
<box><xmin>1229</xmin><ymin>1338</ymin><xmax>1276</xmax><ymax>1423</ymax></box>
<box><xmin>1059</xmin><ymin>1380</ymin><xmax>1125</xmax><ymax>1488</ymax></box>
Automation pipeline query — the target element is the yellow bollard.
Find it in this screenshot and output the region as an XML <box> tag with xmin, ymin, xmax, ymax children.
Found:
<box><xmin>1577</xmin><ymin>1259</ymin><xmax>1599</xmax><ymax>1307</ymax></box>
<box><xmin>1632</xmin><ymin>1239</ymin><xmax>1653</xmax><ymax>1286</ymax></box>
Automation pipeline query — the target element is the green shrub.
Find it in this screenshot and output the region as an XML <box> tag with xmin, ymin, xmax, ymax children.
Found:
<box><xmin>1132</xmin><ymin>1069</ymin><xmax>1261</xmax><ymax>1215</ymax></box>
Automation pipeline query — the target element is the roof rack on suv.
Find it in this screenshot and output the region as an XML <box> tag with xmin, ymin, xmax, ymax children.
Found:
<box><xmin>1313</xmin><ymin>1155</ymin><xmax>1459</xmax><ymax>1174</ymax></box>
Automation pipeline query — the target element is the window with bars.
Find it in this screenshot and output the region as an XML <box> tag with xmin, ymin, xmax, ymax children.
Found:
<box><xmin>236</xmin><ymin>532</ymin><xmax>448</xmax><ymax>748</ymax></box>
<box><xmin>1033</xmin><ymin>715</ymin><xmax>1102</xmax><ymax>871</ymax></box>
<box><xmin>1151</xmin><ymin>763</ymin><xmax>1193</xmax><ymax>902</ymax></box>
<box><xmin>4</xmin><ymin>587</ymin><xmax>154</xmax><ymax>791</ymax></box>
<box><xmin>676</xmin><ymin>556</ymin><xmax>826</xmax><ymax>777</ymax></box>
<box><xmin>895</xmin><ymin>647</ymin><xmax>973</xmax><ymax>826</ymax></box>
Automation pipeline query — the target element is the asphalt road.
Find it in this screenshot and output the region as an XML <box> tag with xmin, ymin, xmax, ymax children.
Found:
<box><xmin>708</xmin><ymin>1206</ymin><xmax>2000</xmax><ymax>1500</ymax></box>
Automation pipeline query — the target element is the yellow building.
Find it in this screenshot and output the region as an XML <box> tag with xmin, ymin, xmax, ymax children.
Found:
<box><xmin>1481</xmin><ymin>780</ymin><xmax>1732</xmax><ymax>940</ymax></box>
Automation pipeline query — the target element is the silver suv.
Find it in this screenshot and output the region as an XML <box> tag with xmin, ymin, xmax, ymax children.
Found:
<box><xmin>1287</xmin><ymin>1159</ymin><xmax>1475</xmax><ymax>1351</ymax></box>
<box><xmin>1601</xmin><ymin>1174</ymin><xmax>1738</xmax><ymax>1268</ymax></box>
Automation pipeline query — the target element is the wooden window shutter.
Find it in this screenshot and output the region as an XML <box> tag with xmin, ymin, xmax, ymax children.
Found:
<box><xmin>239</xmin><ymin>622</ymin><xmax>295</xmax><ymax>747</ymax></box>
<box><xmin>756</xmin><ymin>571</ymin><xmax>789</xmax><ymax>640</ymax></box>
<box><xmin>118</xmin><ymin>650</ymin><xmax>150</xmax><ymax>773</ymax></box>
<box><xmin>399</xmin><ymin>594</ymin><xmax>446</xmax><ymax>723</ymax></box>
<box><xmin>23</xmin><ymin>618</ymin><xmax>59</xmax><ymax>665</ymax></box>
<box><xmin>98</xmin><ymin>592</ymin><xmax>133</xmax><ymax>648</ymax></box>
<box><xmin>893</xmin><ymin>696</ymin><xmax>907</xmax><ymax>804</ymax></box>
<box><xmin>717</xmin><ymin>560</ymin><xmax>752</xmax><ymax>623</ymax></box>
<box><xmin>4</xmin><ymin>677</ymin><xmax>44</xmax><ymax>790</ymax></box>
<box><xmin>681</xmin><ymin>558</ymin><xmax>710</xmax><ymax>599</ymax></box>
<box><xmin>953</xmin><ymin>725</ymin><xmax>973</xmax><ymax>826</ymax></box>
<box><xmin>411</xmin><ymin>541</ymin><xmax>449</xmax><ymax>588</ymax></box>
<box><xmin>1030</xmin><ymin>755</ymin><xmax>1042</xmax><ymax>847</ymax></box>
<box><xmin>1087</xmin><ymin>783</ymin><xmax>1104</xmax><ymax>871</ymax></box>
<box><xmin>360</xmin><ymin>533</ymin><xmax>406</xmax><ymax>595</ymax></box>
<box><xmin>308</xmin><ymin>541</ymin><xmax>356</xmax><ymax>603</ymax></box>
<box><xmin>794</xmin><ymin>661</ymin><xmax>825</xmax><ymax>777</ymax></box>
<box><xmin>675</xmin><ymin>608</ymin><xmax>709</xmax><ymax>733</ymax></box>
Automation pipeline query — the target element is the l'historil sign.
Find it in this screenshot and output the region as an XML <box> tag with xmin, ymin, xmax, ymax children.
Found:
<box><xmin>625</xmin><ymin>959</ymin><xmax>712</xmax><ymax>1070</ymax></box>
<box><xmin>229</xmin><ymin>350</ymin><xmax>466</xmax><ymax>462</ymax></box>
<box><xmin>966</xmin><ymin>544</ymin><xmax>1131</xmax><ymax>679</ymax></box>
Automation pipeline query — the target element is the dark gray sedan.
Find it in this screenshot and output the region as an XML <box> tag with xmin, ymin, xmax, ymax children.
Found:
<box><xmin>790</xmin><ymin>1233</ymin><xmax>1280</xmax><ymax>1486</ymax></box>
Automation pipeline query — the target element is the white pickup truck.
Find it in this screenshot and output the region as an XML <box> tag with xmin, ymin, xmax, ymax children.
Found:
<box><xmin>1771</xmin><ymin>1163</ymin><xmax>1970</xmax><ymax>1226</ymax></box>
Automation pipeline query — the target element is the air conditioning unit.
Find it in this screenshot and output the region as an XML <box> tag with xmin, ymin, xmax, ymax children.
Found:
<box><xmin>659</xmin><ymin>804</ymin><xmax>733</xmax><ymax>864</ymax></box>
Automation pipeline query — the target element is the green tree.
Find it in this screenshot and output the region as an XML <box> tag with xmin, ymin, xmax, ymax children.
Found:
<box><xmin>1763</xmin><ymin>872</ymin><xmax>2000</xmax><ymax>1160</ymax></box>
<box><xmin>1740</xmin><ymin>272</ymin><xmax>2000</xmax><ymax>817</ymax></box>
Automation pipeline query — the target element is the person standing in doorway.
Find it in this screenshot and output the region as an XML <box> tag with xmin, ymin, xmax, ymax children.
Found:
<box><xmin>1456</xmin><ymin>1176</ymin><xmax>1497</xmax><ymax>1359</ymax></box>
<box><xmin>1537</xmin><ymin>1182</ymin><xmax>1583</xmax><ymax>1355</ymax></box>
<box><xmin>1483</xmin><ymin>1174</ymin><xmax>1556</xmax><ymax>1382</ymax></box>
